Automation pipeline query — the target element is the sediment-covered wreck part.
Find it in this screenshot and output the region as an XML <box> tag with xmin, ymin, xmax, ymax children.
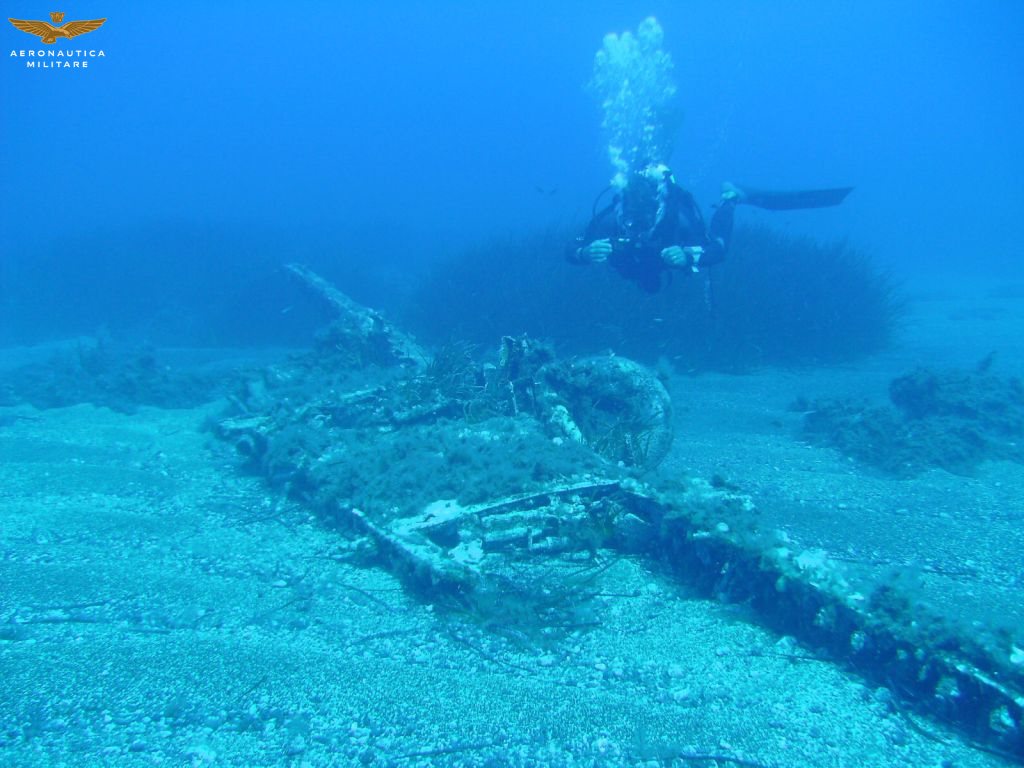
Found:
<box><xmin>537</xmin><ymin>355</ymin><xmax>673</xmax><ymax>469</ymax></box>
<box><xmin>215</xmin><ymin>267</ymin><xmax>1023</xmax><ymax>759</ymax></box>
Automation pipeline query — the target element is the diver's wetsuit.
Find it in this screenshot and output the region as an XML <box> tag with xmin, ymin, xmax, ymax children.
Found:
<box><xmin>568</xmin><ymin>180</ymin><xmax>735</xmax><ymax>293</ymax></box>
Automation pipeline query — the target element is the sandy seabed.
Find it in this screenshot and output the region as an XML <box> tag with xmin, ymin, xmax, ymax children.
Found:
<box><xmin>0</xmin><ymin>289</ymin><xmax>1021</xmax><ymax>767</ymax></box>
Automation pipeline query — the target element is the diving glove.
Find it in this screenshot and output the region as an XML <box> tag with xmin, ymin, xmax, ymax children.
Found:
<box><xmin>578</xmin><ymin>238</ymin><xmax>613</xmax><ymax>263</ymax></box>
<box><xmin>662</xmin><ymin>245</ymin><xmax>703</xmax><ymax>271</ymax></box>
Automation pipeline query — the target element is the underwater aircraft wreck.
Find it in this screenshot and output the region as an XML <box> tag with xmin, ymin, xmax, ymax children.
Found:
<box><xmin>215</xmin><ymin>264</ymin><xmax>1023</xmax><ymax>760</ymax></box>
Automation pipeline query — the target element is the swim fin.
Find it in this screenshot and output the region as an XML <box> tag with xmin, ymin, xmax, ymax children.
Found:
<box><xmin>735</xmin><ymin>186</ymin><xmax>853</xmax><ymax>211</ymax></box>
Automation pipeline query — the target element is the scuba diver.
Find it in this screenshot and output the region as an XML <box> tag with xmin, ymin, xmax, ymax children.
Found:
<box><xmin>568</xmin><ymin>162</ymin><xmax>853</xmax><ymax>293</ymax></box>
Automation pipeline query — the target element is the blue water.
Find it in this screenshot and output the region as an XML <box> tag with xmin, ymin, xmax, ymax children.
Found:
<box><xmin>2</xmin><ymin>1</ymin><xmax>1022</xmax><ymax>345</ymax></box>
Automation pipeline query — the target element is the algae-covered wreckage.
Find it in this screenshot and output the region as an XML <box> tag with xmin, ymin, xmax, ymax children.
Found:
<box><xmin>215</xmin><ymin>265</ymin><xmax>1024</xmax><ymax>760</ymax></box>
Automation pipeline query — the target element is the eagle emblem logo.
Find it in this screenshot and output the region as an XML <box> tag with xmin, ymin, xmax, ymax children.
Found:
<box><xmin>8</xmin><ymin>11</ymin><xmax>106</xmax><ymax>44</ymax></box>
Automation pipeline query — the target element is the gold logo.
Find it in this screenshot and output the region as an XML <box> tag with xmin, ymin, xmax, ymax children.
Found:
<box><xmin>9</xmin><ymin>11</ymin><xmax>106</xmax><ymax>44</ymax></box>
